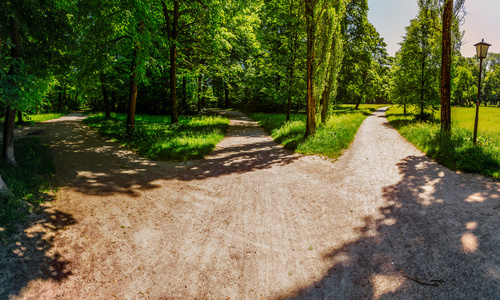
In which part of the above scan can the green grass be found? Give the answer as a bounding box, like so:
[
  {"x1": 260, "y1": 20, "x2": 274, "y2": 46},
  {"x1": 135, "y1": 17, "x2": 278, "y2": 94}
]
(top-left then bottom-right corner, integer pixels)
[
  {"x1": 84, "y1": 113, "x2": 229, "y2": 161},
  {"x1": 250, "y1": 104, "x2": 386, "y2": 160},
  {"x1": 0, "y1": 137, "x2": 56, "y2": 235},
  {"x1": 387, "y1": 106, "x2": 500, "y2": 179},
  {"x1": 0, "y1": 112, "x2": 68, "y2": 131},
  {"x1": 24, "y1": 112, "x2": 67, "y2": 123}
]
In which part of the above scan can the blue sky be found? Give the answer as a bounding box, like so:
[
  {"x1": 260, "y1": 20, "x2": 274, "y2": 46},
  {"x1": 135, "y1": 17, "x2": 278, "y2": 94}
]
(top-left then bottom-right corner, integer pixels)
[{"x1": 367, "y1": 0, "x2": 500, "y2": 57}]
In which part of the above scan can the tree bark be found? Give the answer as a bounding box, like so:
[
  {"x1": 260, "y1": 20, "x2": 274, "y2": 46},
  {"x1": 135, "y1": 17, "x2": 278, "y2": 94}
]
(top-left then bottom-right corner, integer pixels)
[
  {"x1": 224, "y1": 82, "x2": 229, "y2": 108},
  {"x1": 440, "y1": 0, "x2": 452, "y2": 132},
  {"x1": 182, "y1": 75, "x2": 187, "y2": 113},
  {"x1": 3, "y1": 106, "x2": 17, "y2": 165},
  {"x1": 3, "y1": 15, "x2": 21, "y2": 165},
  {"x1": 126, "y1": 21, "x2": 144, "y2": 135},
  {"x1": 126, "y1": 46, "x2": 139, "y2": 135},
  {"x1": 197, "y1": 74, "x2": 202, "y2": 112},
  {"x1": 162, "y1": 0, "x2": 180, "y2": 124},
  {"x1": 304, "y1": 0, "x2": 316, "y2": 138},
  {"x1": 101, "y1": 73, "x2": 111, "y2": 119},
  {"x1": 17, "y1": 110, "x2": 22, "y2": 123}
]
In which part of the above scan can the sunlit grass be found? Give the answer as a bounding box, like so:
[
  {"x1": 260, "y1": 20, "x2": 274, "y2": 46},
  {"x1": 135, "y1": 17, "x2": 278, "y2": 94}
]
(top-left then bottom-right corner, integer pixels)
[
  {"x1": 250, "y1": 104, "x2": 384, "y2": 160},
  {"x1": 387, "y1": 106, "x2": 500, "y2": 179},
  {"x1": 84, "y1": 113, "x2": 229, "y2": 161}
]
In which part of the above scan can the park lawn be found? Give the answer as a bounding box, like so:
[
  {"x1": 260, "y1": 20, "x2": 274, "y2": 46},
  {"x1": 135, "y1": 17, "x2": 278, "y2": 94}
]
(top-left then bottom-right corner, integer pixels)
[
  {"x1": 84, "y1": 113, "x2": 229, "y2": 161},
  {"x1": 250, "y1": 104, "x2": 386, "y2": 160},
  {"x1": 0, "y1": 112, "x2": 68, "y2": 131},
  {"x1": 386, "y1": 105, "x2": 500, "y2": 179}
]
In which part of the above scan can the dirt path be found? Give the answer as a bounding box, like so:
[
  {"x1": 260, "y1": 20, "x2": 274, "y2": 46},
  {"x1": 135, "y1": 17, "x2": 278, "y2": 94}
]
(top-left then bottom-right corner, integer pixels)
[{"x1": 1, "y1": 108, "x2": 499, "y2": 299}]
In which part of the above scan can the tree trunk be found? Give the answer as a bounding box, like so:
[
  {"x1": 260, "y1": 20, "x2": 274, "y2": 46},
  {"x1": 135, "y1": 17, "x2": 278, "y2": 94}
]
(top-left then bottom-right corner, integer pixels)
[
  {"x1": 304, "y1": 0, "x2": 316, "y2": 138},
  {"x1": 3, "y1": 15, "x2": 20, "y2": 166},
  {"x1": 224, "y1": 83, "x2": 229, "y2": 108},
  {"x1": 162, "y1": 0, "x2": 180, "y2": 124},
  {"x1": 197, "y1": 75, "x2": 202, "y2": 112},
  {"x1": 440, "y1": 0, "x2": 452, "y2": 132},
  {"x1": 170, "y1": 44, "x2": 178, "y2": 123},
  {"x1": 101, "y1": 73, "x2": 111, "y2": 119},
  {"x1": 404, "y1": 97, "x2": 407, "y2": 115},
  {"x1": 182, "y1": 75, "x2": 187, "y2": 113},
  {"x1": 126, "y1": 47, "x2": 139, "y2": 135},
  {"x1": 126, "y1": 22, "x2": 144, "y2": 135},
  {"x1": 3, "y1": 106, "x2": 17, "y2": 165},
  {"x1": 17, "y1": 110, "x2": 22, "y2": 123}
]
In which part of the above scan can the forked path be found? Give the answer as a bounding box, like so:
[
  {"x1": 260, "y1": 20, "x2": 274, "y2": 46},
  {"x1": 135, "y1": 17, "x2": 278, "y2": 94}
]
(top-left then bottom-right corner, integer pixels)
[{"x1": 2, "y1": 108, "x2": 499, "y2": 299}]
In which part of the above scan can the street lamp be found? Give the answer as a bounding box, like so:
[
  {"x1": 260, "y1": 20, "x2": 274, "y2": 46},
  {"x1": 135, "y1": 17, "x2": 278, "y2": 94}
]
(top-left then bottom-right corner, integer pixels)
[{"x1": 473, "y1": 39, "x2": 491, "y2": 145}]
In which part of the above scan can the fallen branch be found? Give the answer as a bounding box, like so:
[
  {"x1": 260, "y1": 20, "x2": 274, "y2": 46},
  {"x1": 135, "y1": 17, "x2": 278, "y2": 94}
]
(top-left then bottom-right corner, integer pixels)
[{"x1": 400, "y1": 271, "x2": 443, "y2": 287}]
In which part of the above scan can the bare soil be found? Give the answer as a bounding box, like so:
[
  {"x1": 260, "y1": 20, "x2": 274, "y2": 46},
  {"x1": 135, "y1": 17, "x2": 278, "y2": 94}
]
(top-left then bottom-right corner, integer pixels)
[{"x1": 1, "y1": 108, "x2": 499, "y2": 299}]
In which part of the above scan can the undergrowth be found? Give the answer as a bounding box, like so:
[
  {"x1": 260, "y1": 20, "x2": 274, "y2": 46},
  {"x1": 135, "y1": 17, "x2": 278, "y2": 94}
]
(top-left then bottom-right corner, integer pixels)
[
  {"x1": 0, "y1": 137, "x2": 55, "y2": 235},
  {"x1": 84, "y1": 113, "x2": 229, "y2": 161}
]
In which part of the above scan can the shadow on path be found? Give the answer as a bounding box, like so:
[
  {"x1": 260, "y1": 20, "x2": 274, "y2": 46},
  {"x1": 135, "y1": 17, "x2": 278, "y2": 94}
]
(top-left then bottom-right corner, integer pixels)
[{"x1": 288, "y1": 156, "x2": 500, "y2": 299}]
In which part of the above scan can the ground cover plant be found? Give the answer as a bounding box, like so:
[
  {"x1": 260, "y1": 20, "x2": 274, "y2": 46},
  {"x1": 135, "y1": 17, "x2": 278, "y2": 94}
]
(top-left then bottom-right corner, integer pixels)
[
  {"x1": 386, "y1": 106, "x2": 500, "y2": 179},
  {"x1": 84, "y1": 113, "x2": 229, "y2": 161},
  {"x1": 0, "y1": 137, "x2": 55, "y2": 235},
  {"x1": 250, "y1": 104, "x2": 386, "y2": 160}
]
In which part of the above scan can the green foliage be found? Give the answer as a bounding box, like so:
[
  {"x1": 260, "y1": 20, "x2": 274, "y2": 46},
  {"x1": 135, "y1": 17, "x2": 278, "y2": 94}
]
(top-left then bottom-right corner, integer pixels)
[
  {"x1": 0, "y1": 138, "x2": 55, "y2": 234},
  {"x1": 84, "y1": 113, "x2": 229, "y2": 161},
  {"x1": 387, "y1": 106, "x2": 500, "y2": 179},
  {"x1": 250, "y1": 105, "x2": 384, "y2": 159}
]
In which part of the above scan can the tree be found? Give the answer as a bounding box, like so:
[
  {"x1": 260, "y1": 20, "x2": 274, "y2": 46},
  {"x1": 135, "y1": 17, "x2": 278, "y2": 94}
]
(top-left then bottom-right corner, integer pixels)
[
  {"x1": 304, "y1": 0, "x2": 346, "y2": 137},
  {"x1": 440, "y1": 0, "x2": 464, "y2": 132},
  {"x1": 336, "y1": 0, "x2": 388, "y2": 109},
  {"x1": 392, "y1": 0, "x2": 441, "y2": 119}
]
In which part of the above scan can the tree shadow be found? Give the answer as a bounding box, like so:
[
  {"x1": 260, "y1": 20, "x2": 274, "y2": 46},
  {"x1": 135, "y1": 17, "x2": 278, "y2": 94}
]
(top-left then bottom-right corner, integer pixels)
[
  {"x1": 0, "y1": 203, "x2": 77, "y2": 298},
  {"x1": 286, "y1": 155, "x2": 500, "y2": 299},
  {"x1": 36, "y1": 112, "x2": 299, "y2": 197}
]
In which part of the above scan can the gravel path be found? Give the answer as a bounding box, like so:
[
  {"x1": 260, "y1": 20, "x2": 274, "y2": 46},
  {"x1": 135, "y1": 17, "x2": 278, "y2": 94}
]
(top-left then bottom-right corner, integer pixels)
[{"x1": 1, "y1": 108, "x2": 499, "y2": 299}]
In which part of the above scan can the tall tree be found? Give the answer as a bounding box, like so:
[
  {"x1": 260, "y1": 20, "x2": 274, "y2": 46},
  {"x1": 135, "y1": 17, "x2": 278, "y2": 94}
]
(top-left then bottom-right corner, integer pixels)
[{"x1": 304, "y1": 0, "x2": 346, "y2": 137}]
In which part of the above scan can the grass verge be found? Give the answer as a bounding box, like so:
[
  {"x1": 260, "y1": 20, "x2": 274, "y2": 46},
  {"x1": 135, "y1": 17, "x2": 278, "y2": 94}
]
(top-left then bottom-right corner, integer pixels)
[
  {"x1": 84, "y1": 113, "x2": 229, "y2": 161},
  {"x1": 386, "y1": 106, "x2": 500, "y2": 179},
  {"x1": 0, "y1": 137, "x2": 55, "y2": 235},
  {"x1": 250, "y1": 105, "x2": 385, "y2": 160}
]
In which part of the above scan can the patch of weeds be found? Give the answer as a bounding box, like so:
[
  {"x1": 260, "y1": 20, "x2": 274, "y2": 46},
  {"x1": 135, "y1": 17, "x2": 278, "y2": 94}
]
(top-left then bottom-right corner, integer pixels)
[{"x1": 0, "y1": 137, "x2": 55, "y2": 235}]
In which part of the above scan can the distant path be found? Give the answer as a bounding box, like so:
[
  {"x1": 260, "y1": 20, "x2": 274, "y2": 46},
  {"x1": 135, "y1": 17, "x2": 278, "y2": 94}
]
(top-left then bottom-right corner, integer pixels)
[{"x1": 1, "y1": 108, "x2": 499, "y2": 299}]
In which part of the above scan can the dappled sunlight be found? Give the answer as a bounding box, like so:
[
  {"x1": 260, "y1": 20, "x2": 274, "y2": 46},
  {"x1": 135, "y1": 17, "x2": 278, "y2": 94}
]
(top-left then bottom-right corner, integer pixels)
[
  {"x1": 461, "y1": 233, "x2": 479, "y2": 253},
  {"x1": 465, "y1": 192, "x2": 486, "y2": 203},
  {"x1": 371, "y1": 274, "x2": 405, "y2": 300},
  {"x1": 417, "y1": 177, "x2": 441, "y2": 206}
]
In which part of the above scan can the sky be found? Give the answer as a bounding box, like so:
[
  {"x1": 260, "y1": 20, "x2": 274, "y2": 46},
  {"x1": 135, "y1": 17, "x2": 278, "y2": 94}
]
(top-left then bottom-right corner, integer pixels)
[{"x1": 367, "y1": 0, "x2": 500, "y2": 58}]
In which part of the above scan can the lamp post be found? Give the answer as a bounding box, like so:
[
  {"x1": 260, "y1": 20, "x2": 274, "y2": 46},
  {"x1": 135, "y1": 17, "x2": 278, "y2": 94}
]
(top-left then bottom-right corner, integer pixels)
[{"x1": 473, "y1": 39, "x2": 491, "y2": 145}]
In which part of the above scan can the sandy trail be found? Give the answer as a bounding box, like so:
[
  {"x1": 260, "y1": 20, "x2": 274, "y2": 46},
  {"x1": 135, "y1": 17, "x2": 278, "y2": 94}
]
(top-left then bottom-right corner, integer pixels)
[{"x1": 1, "y1": 108, "x2": 499, "y2": 299}]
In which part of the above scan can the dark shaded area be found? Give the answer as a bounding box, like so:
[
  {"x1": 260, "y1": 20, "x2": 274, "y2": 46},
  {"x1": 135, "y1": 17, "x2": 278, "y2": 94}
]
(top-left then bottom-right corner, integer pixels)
[
  {"x1": 287, "y1": 156, "x2": 500, "y2": 299},
  {"x1": 0, "y1": 208, "x2": 76, "y2": 298}
]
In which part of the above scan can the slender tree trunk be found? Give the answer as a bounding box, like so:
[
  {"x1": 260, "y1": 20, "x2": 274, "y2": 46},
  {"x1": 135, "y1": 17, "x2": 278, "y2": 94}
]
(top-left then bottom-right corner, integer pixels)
[
  {"x1": 162, "y1": 0, "x2": 180, "y2": 123},
  {"x1": 126, "y1": 22, "x2": 144, "y2": 135},
  {"x1": 17, "y1": 110, "x2": 22, "y2": 123},
  {"x1": 224, "y1": 83, "x2": 229, "y2": 108},
  {"x1": 170, "y1": 44, "x2": 178, "y2": 123},
  {"x1": 440, "y1": 0, "x2": 452, "y2": 132},
  {"x1": 404, "y1": 97, "x2": 407, "y2": 115},
  {"x1": 182, "y1": 75, "x2": 187, "y2": 113},
  {"x1": 101, "y1": 73, "x2": 111, "y2": 119},
  {"x1": 3, "y1": 106, "x2": 16, "y2": 165},
  {"x1": 197, "y1": 74, "x2": 202, "y2": 112},
  {"x1": 126, "y1": 46, "x2": 139, "y2": 135},
  {"x1": 3, "y1": 15, "x2": 21, "y2": 165},
  {"x1": 304, "y1": 0, "x2": 316, "y2": 138}
]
